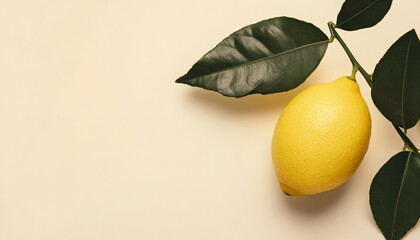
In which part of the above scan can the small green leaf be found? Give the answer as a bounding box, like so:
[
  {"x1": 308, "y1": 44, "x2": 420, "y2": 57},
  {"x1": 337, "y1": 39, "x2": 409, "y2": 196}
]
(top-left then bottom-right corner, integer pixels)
[
  {"x1": 370, "y1": 151, "x2": 420, "y2": 240},
  {"x1": 336, "y1": 0, "x2": 392, "y2": 31},
  {"x1": 372, "y1": 30, "x2": 420, "y2": 129},
  {"x1": 176, "y1": 17, "x2": 329, "y2": 98}
]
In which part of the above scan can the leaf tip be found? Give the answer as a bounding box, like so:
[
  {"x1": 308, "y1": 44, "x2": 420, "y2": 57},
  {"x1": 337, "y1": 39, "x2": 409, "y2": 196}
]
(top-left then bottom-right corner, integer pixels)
[
  {"x1": 409, "y1": 29, "x2": 419, "y2": 40},
  {"x1": 175, "y1": 75, "x2": 189, "y2": 84}
]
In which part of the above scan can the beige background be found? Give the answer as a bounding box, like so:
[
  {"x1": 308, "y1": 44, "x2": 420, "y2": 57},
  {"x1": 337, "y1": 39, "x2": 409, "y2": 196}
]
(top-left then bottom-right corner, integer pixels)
[{"x1": 0, "y1": 0, "x2": 419, "y2": 239}]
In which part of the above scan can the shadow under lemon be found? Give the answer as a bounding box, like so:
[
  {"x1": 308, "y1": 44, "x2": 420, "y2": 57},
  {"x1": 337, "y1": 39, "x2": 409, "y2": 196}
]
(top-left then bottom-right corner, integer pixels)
[{"x1": 278, "y1": 180, "x2": 351, "y2": 215}]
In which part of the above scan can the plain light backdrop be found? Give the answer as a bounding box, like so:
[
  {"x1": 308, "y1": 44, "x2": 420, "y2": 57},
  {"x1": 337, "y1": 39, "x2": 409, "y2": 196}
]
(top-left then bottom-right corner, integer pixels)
[{"x1": 0, "y1": 0, "x2": 419, "y2": 239}]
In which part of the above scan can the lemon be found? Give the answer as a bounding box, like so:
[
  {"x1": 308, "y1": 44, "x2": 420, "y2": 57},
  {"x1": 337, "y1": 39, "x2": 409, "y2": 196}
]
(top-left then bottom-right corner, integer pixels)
[{"x1": 272, "y1": 76, "x2": 371, "y2": 196}]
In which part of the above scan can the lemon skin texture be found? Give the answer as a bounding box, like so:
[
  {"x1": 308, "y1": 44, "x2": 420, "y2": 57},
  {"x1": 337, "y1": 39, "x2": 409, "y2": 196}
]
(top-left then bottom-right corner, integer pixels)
[{"x1": 272, "y1": 76, "x2": 371, "y2": 196}]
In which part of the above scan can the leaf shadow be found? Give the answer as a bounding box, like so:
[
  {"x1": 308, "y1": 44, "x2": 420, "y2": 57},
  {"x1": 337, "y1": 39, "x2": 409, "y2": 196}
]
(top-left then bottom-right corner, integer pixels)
[{"x1": 185, "y1": 73, "x2": 324, "y2": 115}]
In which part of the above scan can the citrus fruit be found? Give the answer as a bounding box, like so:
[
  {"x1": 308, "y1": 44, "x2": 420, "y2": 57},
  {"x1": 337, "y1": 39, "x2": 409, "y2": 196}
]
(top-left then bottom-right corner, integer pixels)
[{"x1": 271, "y1": 76, "x2": 371, "y2": 196}]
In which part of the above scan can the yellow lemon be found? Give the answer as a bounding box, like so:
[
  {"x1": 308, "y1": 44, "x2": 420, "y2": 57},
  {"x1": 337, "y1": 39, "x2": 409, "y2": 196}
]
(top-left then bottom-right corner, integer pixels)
[{"x1": 272, "y1": 76, "x2": 371, "y2": 196}]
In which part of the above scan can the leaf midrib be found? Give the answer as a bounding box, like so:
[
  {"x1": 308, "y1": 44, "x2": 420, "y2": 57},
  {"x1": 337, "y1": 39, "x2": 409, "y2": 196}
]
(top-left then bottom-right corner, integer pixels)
[
  {"x1": 401, "y1": 32, "x2": 413, "y2": 130},
  {"x1": 338, "y1": 0, "x2": 380, "y2": 27},
  {"x1": 185, "y1": 40, "x2": 329, "y2": 81},
  {"x1": 390, "y1": 151, "x2": 412, "y2": 240}
]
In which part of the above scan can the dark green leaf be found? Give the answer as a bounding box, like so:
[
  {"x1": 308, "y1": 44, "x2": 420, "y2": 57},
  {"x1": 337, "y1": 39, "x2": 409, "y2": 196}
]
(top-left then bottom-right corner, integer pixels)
[
  {"x1": 336, "y1": 0, "x2": 392, "y2": 31},
  {"x1": 372, "y1": 30, "x2": 420, "y2": 129},
  {"x1": 175, "y1": 17, "x2": 329, "y2": 98},
  {"x1": 370, "y1": 151, "x2": 420, "y2": 240}
]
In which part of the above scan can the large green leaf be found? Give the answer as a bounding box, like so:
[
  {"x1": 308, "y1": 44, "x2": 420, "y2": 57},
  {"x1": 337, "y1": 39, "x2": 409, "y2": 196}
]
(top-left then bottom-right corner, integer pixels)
[
  {"x1": 370, "y1": 151, "x2": 420, "y2": 240},
  {"x1": 175, "y1": 17, "x2": 329, "y2": 98},
  {"x1": 336, "y1": 0, "x2": 392, "y2": 31},
  {"x1": 371, "y1": 30, "x2": 420, "y2": 129}
]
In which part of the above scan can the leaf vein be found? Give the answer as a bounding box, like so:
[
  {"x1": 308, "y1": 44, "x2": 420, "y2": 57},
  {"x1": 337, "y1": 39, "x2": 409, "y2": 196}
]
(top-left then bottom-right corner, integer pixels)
[
  {"x1": 338, "y1": 0, "x2": 380, "y2": 27},
  {"x1": 188, "y1": 40, "x2": 329, "y2": 81},
  {"x1": 401, "y1": 32, "x2": 413, "y2": 130},
  {"x1": 390, "y1": 151, "x2": 412, "y2": 240}
]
